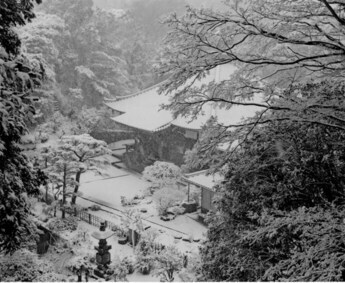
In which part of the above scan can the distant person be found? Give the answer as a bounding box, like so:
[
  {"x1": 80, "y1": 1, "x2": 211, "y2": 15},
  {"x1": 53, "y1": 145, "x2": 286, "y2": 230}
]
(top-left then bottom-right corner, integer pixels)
[
  {"x1": 85, "y1": 268, "x2": 90, "y2": 282},
  {"x1": 77, "y1": 268, "x2": 82, "y2": 282}
]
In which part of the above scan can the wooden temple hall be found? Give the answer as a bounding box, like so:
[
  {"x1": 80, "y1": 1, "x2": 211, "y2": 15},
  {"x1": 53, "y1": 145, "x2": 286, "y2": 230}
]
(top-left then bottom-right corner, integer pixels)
[
  {"x1": 103, "y1": 64, "x2": 262, "y2": 212},
  {"x1": 104, "y1": 64, "x2": 260, "y2": 172}
]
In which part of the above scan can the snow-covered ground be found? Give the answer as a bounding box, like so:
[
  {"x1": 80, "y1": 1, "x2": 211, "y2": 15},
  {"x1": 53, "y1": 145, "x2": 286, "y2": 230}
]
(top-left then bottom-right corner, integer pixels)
[
  {"x1": 77, "y1": 164, "x2": 207, "y2": 251},
  {"x1": 29, "y1": 135, "x2": 207, "y2": 281},
  {"x1": 78, "y1": 169, "x2": 149, "y2": 209}
]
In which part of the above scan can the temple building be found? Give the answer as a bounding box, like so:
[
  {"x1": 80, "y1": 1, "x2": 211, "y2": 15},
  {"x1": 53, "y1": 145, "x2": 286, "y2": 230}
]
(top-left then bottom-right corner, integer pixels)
[{"x1": 104, "y1": 64, "x2": 260, "y2": 171}]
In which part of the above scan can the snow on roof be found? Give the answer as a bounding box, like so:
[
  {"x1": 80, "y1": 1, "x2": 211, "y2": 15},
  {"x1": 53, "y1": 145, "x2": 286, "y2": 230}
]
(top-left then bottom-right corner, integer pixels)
[
  {"x1": 183, "y1": 170, "x2": 223, "y2": 191},
  {"x1": 172, "y1": 102, "x2": 260, "y2": 130},
  {"x1": 105, "y1": 64, "x2": 261, "y2": 132},
  {"x1": 106, "y1": 83, "x2": 174, "y2": 132}
]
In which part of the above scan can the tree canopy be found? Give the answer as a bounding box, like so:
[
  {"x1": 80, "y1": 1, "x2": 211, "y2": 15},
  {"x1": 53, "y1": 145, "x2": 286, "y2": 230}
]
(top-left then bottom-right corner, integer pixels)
[
  {"x1": 199, "y1": 118, "x2": 345, "y2": 281},
  {"x1": 158, "y1": 0, "x2": 345, "y2": 170},
  {"x1": 0, "y1": 0, "x2": 42, "y2": 55},
  {"x1": 0, "y1": 0, "x2": 45, "y2": 253},
  {"x1": 157, "y1": 1, "x2": 345, "y2": 281}
]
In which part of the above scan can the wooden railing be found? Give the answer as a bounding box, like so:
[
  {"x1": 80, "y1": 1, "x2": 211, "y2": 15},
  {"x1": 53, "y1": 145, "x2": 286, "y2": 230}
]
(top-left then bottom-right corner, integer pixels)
[{"x1": 65, "y1": 207, "x2": 121, "y2": 232}]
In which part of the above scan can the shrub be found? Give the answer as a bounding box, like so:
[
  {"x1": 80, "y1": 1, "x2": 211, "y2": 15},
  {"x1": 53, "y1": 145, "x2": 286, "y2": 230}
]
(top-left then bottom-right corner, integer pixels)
[
  {"x1": 122, "y1": 256, "x2": 135, "y2": 274},
  {"x1": 154, "y1": 246, "x2": 183, "y2": 282},
  {"x1": 47, "y1": 216, "x2": 78, "y2": 232},
  {"x1": 134, "y1": 230, "x2": 160, "y2": 274},
  {"x1": 107, "y1": 258, "x2": 129, "y2": 281},
  {"x1": 21, "y1": 135, "x2": 36, "y2": 145},
  {"x1": 89, "y1": 204, "x2": 101, "y2": 211},
  {"x1": 153, "y1": 187, "x2": 185, "y2": 216},
  {"x1": 66, "y1": 255, "x2": 94, "y2": 272},
  {"x1": 40, "y1": 133, "x2": 49, "y2": 143},
  {"x1": 169, "y1": 206, "x2": 186, "y2": 215},
  {"x1": 0, "y1": 249, "x2": 56, "y2": 281},
  {"x1": 143, "y1": 161, "x2": 182, "y2": 189}
]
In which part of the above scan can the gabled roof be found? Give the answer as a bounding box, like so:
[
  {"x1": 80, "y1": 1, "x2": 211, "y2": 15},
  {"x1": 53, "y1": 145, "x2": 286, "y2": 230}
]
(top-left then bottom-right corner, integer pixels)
[
  {"x1": 106, "y1": 82, "x2": 174, "y2": 132},
  {"x1": 105, "y1": 64, "x2": 261, "y2": 132},
  {"x1": 182, "y1": 170, "x2": 223, "y2": 192}
]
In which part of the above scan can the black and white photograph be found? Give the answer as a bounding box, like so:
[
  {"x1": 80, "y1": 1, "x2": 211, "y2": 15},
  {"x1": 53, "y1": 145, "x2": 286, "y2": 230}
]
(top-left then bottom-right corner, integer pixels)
[{"x1": 1, "y1": 0, "x2": 345, "y2": 281}]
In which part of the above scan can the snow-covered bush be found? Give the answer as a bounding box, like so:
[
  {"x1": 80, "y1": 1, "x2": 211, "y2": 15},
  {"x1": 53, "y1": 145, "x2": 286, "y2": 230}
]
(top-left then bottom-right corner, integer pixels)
[
  {"x1": 134, "y1": 230, "x2": 160, "y2": 274},
  {"x1": 70, "y1": 226, "x2": 93, "y2": 253},
  {"x1": 122, "y1": 256, "x2": 135, "y2": 274},
  {"x1": 89, "y1": 204, "x2": 101, "y2": 211},
  {"x1": 0, "y1": 249, "x2": 57, "y2": 281},
  {"x1": 40, "y1": 132, "x2": 49, "y2": 143},
  {"x1": 143, "y1": 161, "x2": 182, "y2": 189},
  {"x1": 47, "y1": 216, "x2": 78, "y2": 232},
  {"x1": 179, "y1": 252, "x2": 202, "y2": 282},
  {"x1": 153, "y1": 187, "x2": 185, "y2": 215},
  {"x1": 21, "y1": 135, "x2": 36, "y2": 145},
  {"x1": 169, "y1": 205, "x2": 186, "y2": 215},
  {"x1": 154, "y1": 246, "x2": 183, "y2": 282},
  {"x1": 108, "y1": 258, "x2": 129, "y2": 281},
  {"x1": 66, "y1": 254, "x2": 94, "y2": 272}
]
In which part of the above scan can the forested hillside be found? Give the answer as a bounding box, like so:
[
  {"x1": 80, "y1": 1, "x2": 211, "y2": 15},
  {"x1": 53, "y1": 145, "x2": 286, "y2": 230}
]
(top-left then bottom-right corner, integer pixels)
[{"x1": 17, "y1": 0, "x2": 188, "y2": 130}]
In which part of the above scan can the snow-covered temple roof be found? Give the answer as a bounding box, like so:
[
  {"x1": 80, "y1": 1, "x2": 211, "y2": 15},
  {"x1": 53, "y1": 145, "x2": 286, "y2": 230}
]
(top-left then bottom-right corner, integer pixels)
[
  {"x1": 104, "y1": 64, "x2": 261, "y2": 132},
  {"x1": 182, "y1": 170, "x2": 223, "y2": 191}
]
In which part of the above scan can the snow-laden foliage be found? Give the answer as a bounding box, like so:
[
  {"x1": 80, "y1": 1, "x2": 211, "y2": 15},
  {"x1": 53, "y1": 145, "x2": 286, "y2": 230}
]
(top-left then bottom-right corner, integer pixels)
[
  {"x1": 0, "y1": 0, "x2": 42, "y2": 55},
  {"x1": 40, "y1": 134, "x2": 110, "y2": 205},
  {"x1": 152, "y1": 187, "x2": 185, "y2": 216},
  {"x1": 143, "y1": 161, "x2": 182, "y2": 189},
  {"x1": 199, "y1": 119, "x2": 345, "y2": 281},
  {"x1": 75, "y1": 66, "x2": 96, "y2": 79},
  {"x1": 0, "y1": 249, "x2": 56, "y2": 281},
  {"x1": 121, "y1": 209, "x2": 144, "y2": 233},
  {"x1": 0, "y1": 0, "x2": 46, "y2": 254},
  {"x1": 244, "y1": 206, "x2": 345, "y2": 281},
  {"x1": 66, "y1": 255, "x2": 94, "y2": 273},
  {"x1": 40, "y1": 146, "x2": 79, "y2": 218},
  {"x1": 154, "y1": 246, "x2": 183, "y2": 282},
  {"x1": 47, "y1": 217, "x2": 78, "y2": 232},
  {"x1": 28, "y1": 0, "x2": 157, "y2": 109},
  {"x1": 158, "y1": 0, "x2": 345, "y2": 171},
  {"x1": 108, "y1": 258, "x2": 129, "y2": 281}
]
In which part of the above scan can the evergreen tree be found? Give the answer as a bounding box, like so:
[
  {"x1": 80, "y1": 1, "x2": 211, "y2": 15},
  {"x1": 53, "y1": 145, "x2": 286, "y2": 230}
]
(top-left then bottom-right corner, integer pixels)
[{"x1": 0, "y1": 0, "x2": 45, "y2": 253}]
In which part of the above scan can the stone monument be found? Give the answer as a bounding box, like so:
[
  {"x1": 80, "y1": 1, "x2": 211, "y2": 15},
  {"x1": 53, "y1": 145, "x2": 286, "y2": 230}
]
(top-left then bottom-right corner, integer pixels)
[{"x1": 91, "y1": 222, "x2": 114, "y2": 278}]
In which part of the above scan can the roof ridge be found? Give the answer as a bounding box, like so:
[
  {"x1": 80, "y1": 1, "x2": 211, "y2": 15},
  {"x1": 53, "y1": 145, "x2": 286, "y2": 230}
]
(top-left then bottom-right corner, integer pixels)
[{"x1": 104, "y1": 80, "x2": 167, "y2": 103}]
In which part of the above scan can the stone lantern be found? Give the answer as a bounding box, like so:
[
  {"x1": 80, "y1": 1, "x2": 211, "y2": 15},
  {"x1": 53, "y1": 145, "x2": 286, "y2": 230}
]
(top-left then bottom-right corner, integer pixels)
[{"x1": 91, "y1": 222, "x2": 114, "y2": 266}]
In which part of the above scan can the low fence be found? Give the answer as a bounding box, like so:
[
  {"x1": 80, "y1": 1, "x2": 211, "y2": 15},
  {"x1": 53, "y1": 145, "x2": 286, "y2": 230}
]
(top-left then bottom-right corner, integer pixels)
[
  {"x1": 65, "y1": 208, "x2": 165, "y2": 250},
  {"x1": 65, "y1": 207, "x2": 121, "y2": 233}
]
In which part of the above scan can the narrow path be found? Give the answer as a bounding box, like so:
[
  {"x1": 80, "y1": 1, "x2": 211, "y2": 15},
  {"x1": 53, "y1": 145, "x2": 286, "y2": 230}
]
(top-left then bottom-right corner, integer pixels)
[
  {"x1": 80, "y1": 173, "x2": 130, "y2": 184},
  {"x1": 48, "y1": 250, "x2": 74, "y2": 273},
  {"x1": 56, "y1": 252, "x2": 74, "y2": 273}
]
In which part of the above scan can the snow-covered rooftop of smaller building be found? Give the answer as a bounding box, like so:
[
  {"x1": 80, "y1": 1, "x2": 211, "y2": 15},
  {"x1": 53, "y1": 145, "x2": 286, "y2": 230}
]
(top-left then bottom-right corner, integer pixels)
[{"x1": 183, "y1": 170, "x2": 223, "y2": 191}]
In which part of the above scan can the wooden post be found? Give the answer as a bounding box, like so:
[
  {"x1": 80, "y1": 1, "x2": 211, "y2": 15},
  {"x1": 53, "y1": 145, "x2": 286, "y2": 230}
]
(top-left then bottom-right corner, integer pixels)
[
  {"x1": 187, "y1": 183, "x2": 190, "y2": 202},
  {"x1": 89, "y1": 213, "x2": 92, "y2": 224},
  {"x1": 74, "y1": 207, "x2": 77, "y2": 217}
]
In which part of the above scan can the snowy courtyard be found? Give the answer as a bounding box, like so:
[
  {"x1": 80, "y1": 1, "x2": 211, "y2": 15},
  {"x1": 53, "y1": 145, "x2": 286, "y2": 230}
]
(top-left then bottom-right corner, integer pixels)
[{"x1": 77, "y1": 157, "x2": 207, "y2": 243}]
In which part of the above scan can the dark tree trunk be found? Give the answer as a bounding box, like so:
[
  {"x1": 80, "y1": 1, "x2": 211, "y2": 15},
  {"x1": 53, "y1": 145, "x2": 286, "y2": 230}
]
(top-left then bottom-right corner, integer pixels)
[
  {"x1": 71, "y1": 170, "x2": 82, "y2": 205},
  {"x1": 45, "y1": 185, "x2": 49, "y2": 203},
  {"x1": 62, "y1": 165, "x2": 67, "y2": 219}
]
